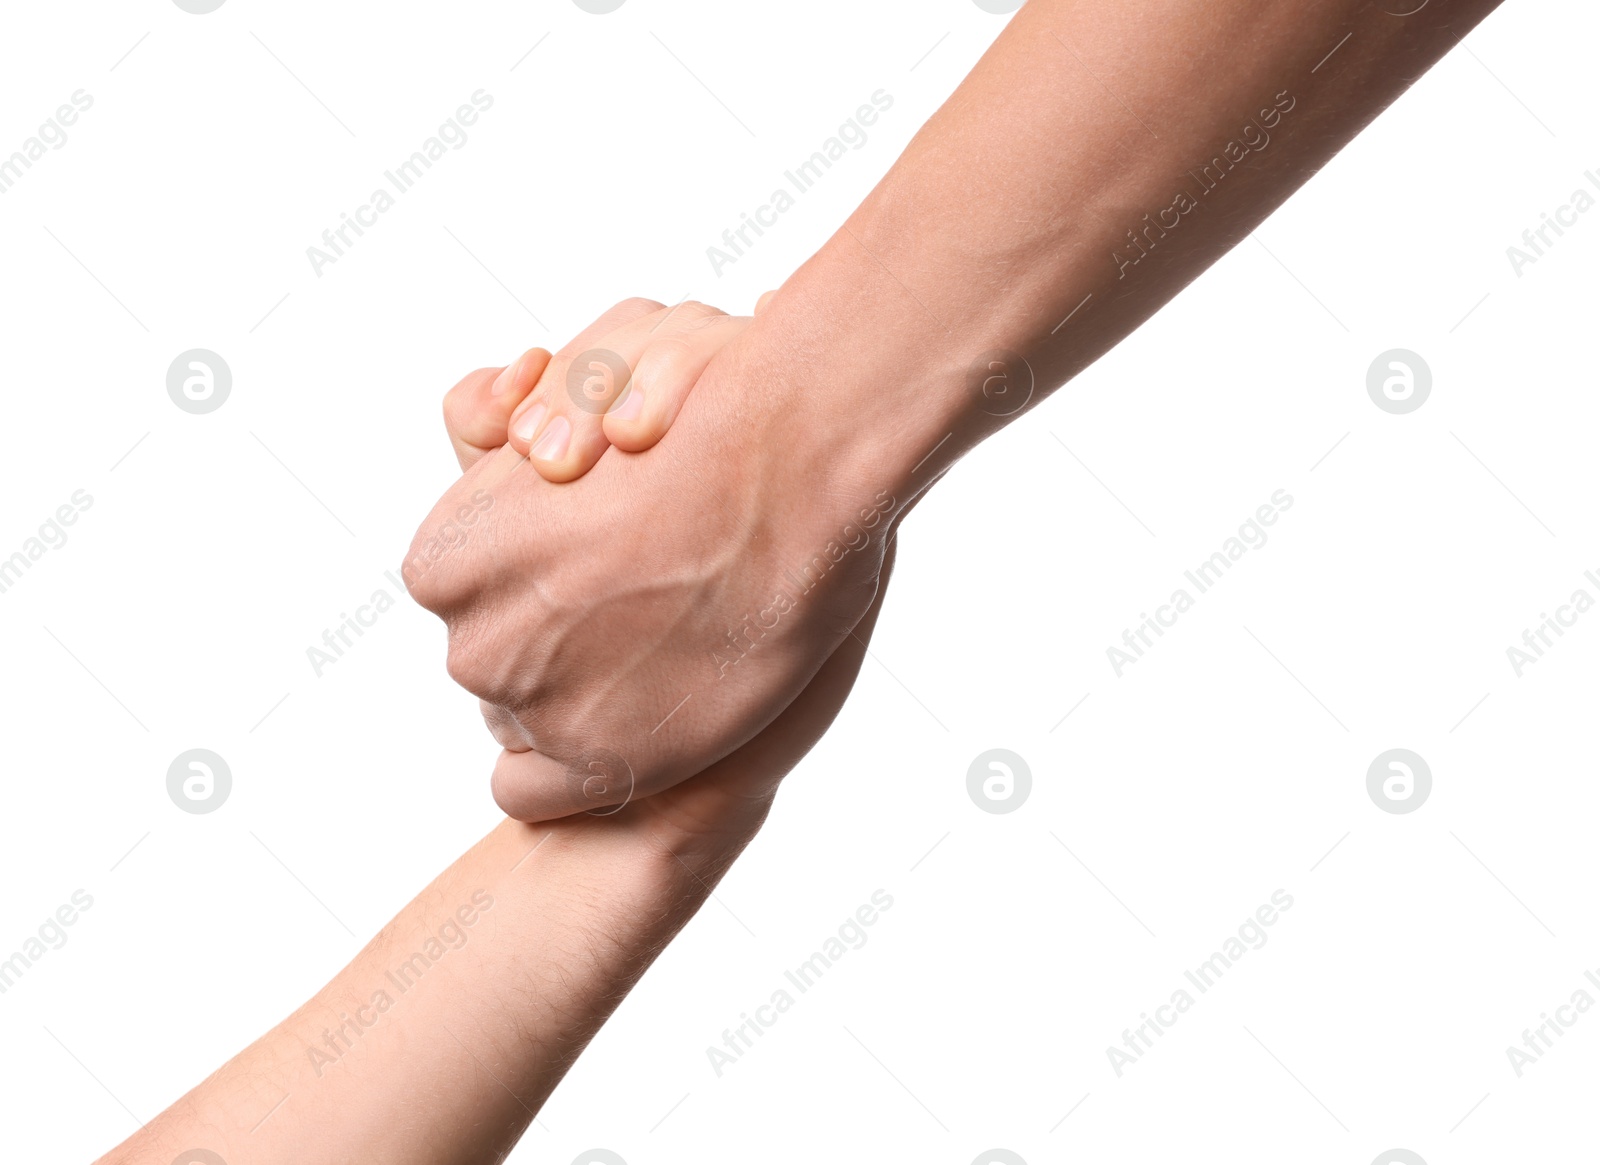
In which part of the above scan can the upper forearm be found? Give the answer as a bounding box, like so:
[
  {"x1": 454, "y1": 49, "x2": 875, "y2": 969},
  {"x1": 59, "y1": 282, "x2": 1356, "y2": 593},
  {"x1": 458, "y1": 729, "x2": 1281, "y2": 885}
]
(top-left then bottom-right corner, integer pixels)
[{"x1": 758, "y1": 0, "x2": 1501, "y2": 490}]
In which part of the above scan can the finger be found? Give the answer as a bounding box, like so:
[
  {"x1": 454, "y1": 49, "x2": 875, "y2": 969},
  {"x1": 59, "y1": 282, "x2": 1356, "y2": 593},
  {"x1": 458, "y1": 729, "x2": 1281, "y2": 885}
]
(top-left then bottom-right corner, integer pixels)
[
  {"x1": 506, "y1": 297, "x2": 665, "y2": 465},
  {"x1": 755, "y1": 288, "x2": 778, "y2": 315},
  {"x1": 443, "y1": 351, "x2": 549, "y2": 471},
  {"x1": 443, "y1": 367, "x2": 503, "y2": 471},
  {"x1": 602, "y1": 313, "x2": 752, "y2": 454},
  {"x1": 491, "y1": 747, "x2": 641, "y2": 823},
  {"x1": 518, "y1": 300, "x2": 729, "y2": 482}
]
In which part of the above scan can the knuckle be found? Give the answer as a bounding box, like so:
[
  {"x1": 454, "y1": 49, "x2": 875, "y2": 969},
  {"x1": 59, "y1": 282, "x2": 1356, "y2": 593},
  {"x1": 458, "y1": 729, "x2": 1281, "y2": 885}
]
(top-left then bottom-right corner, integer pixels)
[
  {"x1": 444, "y1": 633, "x2": 496, "y2": 696},
  {"x1": 443, "y1": 605, "x2": 536, "y2": 709},
  {"x1": 444, "y1": 366, "x2": 495, "y2": 411},
  {"x1": 614, "y1": 296, "x2": 666, "y2": 317},
  {"x1": 402, "y1": 496, "x2": 494, "y2": 612},
  {"x1": 635, "y1": 336, "x2": 699, "y2": 392},
  {"x1": 441, "y1": 389, "x2": 471, "y2": 440},
  {"x1": 672, "y1": 300, "x2": 725, "y2": 323},
  {"x1": 402, "y1": 531, "x2": 449, "y2": 610},
  {"x1": 442, "y1": 367, "x2": 502, "y2": 442},
  {"x1": 481, "y1": 701, "x2": 534, "y2": 751}
]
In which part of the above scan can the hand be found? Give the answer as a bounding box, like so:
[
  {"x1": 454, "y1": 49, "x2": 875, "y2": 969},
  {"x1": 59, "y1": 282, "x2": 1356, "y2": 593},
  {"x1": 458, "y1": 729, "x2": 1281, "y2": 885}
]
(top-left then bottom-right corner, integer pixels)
[
  {"x1": 91, "y1": 318, "x2": 894, "y2": 1165},
  {"x1": 410, "y1": 303, "x2": 901, "y2": 821},
  {"x1": 423, "y1": 298, "x2": 896, "y2": 853}
]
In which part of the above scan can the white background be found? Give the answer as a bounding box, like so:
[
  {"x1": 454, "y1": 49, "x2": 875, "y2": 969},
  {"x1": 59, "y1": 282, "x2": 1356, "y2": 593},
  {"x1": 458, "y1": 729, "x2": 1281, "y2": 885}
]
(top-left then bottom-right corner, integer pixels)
[{"x1": 1, "y1": 1, "x2": 1596, "y2": 1162}]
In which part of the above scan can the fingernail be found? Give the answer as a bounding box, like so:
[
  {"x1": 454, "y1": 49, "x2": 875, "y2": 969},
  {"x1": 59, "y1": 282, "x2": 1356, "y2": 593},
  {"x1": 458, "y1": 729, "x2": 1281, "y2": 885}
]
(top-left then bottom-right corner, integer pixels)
[
  {"x1": 611, "y1": 385, "x2": 645, "y2": 422},
  {"x1": 530, "y1": 414, "x2": 571, "y2": 461},
  {"x1": 512, "y1": 402, "x2": 546, "y2": 444},
  {"x1": 491, "y1": 357, "x2": 519, "y2": 397}
]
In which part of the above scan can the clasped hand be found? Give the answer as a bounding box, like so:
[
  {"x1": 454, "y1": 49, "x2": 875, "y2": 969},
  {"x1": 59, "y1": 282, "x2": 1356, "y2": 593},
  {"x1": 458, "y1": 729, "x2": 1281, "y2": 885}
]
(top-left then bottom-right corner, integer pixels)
[{"x1": 409, "y1": 294, "x2": 899, "y2": 830}]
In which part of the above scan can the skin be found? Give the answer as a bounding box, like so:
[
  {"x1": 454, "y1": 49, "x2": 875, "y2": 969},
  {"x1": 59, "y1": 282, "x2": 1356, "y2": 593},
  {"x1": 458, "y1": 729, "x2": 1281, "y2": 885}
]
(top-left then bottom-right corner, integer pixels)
[
  {"x1": 410, "y1": 0, "x2": 1506, "y2": 822},
  {"x1": 90, "y1": 3, "x2": 1513, "y2": 1155},
  {"x1": 509, "y1": 298, "x2": 760, "y2": 481},
  {"x1": 97, "y1": 314, "x2": 894, "y2": 1165},
  {"x1": 442, "y1": 296, "x2": 764, "y2": 481}
]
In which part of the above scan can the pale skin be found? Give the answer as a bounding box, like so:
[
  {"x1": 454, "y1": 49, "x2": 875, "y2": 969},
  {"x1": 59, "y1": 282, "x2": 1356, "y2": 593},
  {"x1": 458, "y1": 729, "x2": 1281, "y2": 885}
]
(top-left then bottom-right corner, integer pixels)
[
  {"x1": 443, "y1": 295, "x2": 768, "y2": 483},
  {"x1": 97, "y1": 2, "x2": 1511, "y2": 1155},
  {"x1": 410, "y1": 0, "x2": 1507, "y2": 822},
  {"x1": 97, "y1": 309, "x2": 892, "y2": 1165}
]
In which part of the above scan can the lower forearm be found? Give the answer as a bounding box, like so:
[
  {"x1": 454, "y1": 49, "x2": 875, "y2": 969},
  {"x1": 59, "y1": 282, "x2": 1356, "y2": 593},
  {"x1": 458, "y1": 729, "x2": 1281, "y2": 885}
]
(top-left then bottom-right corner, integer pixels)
[{"x1": 100, "y1": 817, "x2": 718, "y2": 1165}]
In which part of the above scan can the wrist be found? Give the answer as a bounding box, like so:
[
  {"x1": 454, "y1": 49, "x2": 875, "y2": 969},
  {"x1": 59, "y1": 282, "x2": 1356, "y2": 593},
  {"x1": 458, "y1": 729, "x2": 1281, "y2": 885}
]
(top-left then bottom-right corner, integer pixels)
[
  {"x1": 498, "y1": 808, "x2": 752, "y2": 909},
  {"x1": 738, "y1": 224, "x2": 1044, "y2": 519},
  {"x1": 727, "y1": 279, "x2": 945, "y2": 518}
]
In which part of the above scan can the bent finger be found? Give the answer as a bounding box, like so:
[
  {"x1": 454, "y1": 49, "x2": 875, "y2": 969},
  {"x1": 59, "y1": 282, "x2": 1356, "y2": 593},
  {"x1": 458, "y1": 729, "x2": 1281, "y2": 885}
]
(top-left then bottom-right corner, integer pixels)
[
  {"x1": 505, "y1": 297, "x2": 665, "y2": 464},
  {"x1": 492, "y1": 747, "x2": 648, "y2": 823},
  {"x1": 517, "y1": 300, "x2": 728, "y2": 481},
  {"x1": 602, "y1": 313, "x2": 752, "y2": 454},
  {"x1": 443, "y1": 352, "x2": 550, "y2": 471}
]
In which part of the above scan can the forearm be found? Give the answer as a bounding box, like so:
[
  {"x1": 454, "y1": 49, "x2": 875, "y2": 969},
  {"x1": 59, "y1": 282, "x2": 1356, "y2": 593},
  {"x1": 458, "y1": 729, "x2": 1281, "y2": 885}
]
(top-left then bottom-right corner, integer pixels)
[
  {"x1": 753, "y1": 0, "x2": 1502, "y2": 489},
  {"x1": 98, "y1": 817, "x2": 719, "y2": 1165}
]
